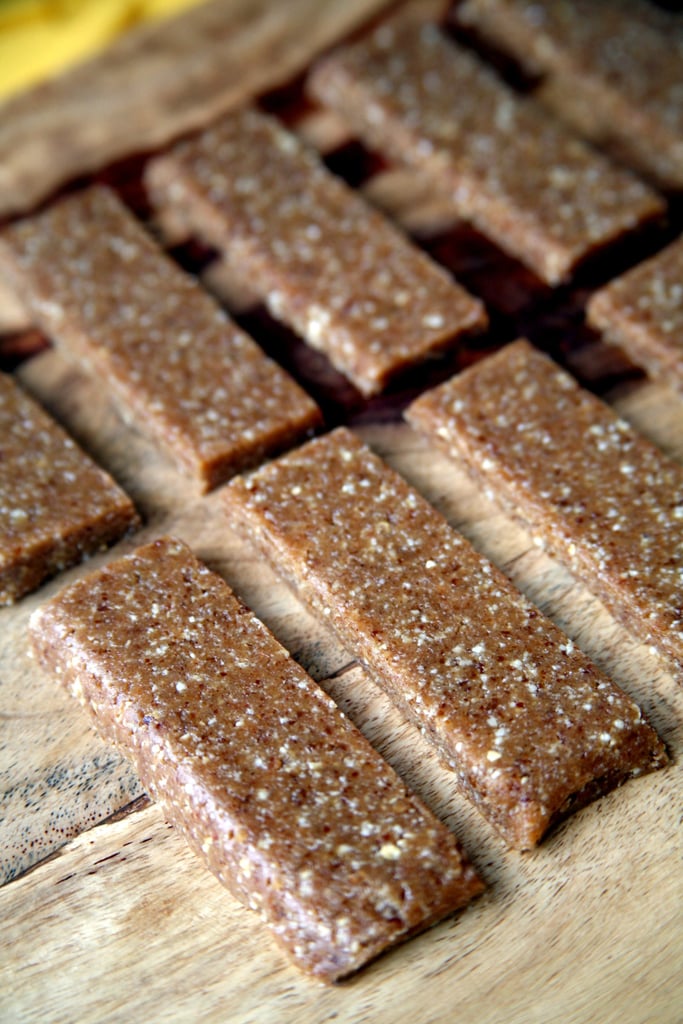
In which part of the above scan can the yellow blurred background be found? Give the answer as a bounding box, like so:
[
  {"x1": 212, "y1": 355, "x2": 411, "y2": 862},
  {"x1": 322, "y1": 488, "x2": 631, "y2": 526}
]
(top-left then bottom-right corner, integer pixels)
[{"x1": 0, "y1": 0, "x2": 208, "y2": 100}]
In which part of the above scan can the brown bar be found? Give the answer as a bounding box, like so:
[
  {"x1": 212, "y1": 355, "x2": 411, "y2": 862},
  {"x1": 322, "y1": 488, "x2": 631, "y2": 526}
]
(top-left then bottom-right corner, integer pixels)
[
  {"x1": 145, "y1": 106, "x2": 487, "y2": 396},
  {"x1": 29, "y1": 536, "x2": 483, "y2": 981},
  {"x1": 307, "y1": 17, "x2": 664, "y2": 284},
  {"x1": 457, "y1": 0, "x2": 683, "y2": 192},
  {"x1": 588, "y1": 237, "x2": 683, "y2": 393},
  {"x1": 225, "y1": 427, "x2": 667, "y2": 850},
  {"x1": 407, "y1": 339, "x2": 683, "y2": 677},
  {"x1": 0, "y1": 187, "x2": 321, "y2": 493},
  {"x1": 0, "y1": 372, "x2": 139, "y2": 604}
]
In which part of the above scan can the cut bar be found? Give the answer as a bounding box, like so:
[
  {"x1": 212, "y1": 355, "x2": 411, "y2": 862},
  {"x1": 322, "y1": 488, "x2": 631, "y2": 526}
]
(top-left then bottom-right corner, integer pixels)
[
  {"x1": 0, "y1": 186, "x2": 321, "y2": 492},
  {"x1": 588, "y1": 237, "x2": 683, "y2": 394},
  {"x1": 407, "y1": 339, "x2": 683, "y2": 678},
  {"x1": 308, "y1": 17, "x2": 664, "y2": 284},
  {"x1": 145, "y1": 106, "x2": 487, "y2": 396},
  {"x1": 225, "y1": 427, "x2": 666, "y2": 849},
  {"x1": 0, "y1": 372, "x2": 138, "y2": 604},
  {"x1": 29, "y1": 536, "x2": 483, "y2": 981},
  {"x1": 457, "y1": 0, "x2": 683, "y2": 192}
]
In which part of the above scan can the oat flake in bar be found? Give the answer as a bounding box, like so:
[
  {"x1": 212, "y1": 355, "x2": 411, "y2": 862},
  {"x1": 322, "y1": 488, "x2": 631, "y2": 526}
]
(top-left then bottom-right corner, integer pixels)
[
  {"x1": 0, "y1": 186, "x2": 321, "y2": 492},
  {"x1": 308, "y1": 17, "x2": 664, "y2": 285},
  {"x1": 144, "y1": 106, "x2": 487, "y2": 396},
  {"x1": 588, "y1": 236, "x2": 683, "y2": 394},
  {"x1": 0, "y1": 372, "x2": 139, "y2": 604},
  {"x1": 225, "y1": 428, "x2": 666, "y2": 850},
  {"x1": 29, "y1": 536, "x2": 483, "y2": 981},
  {"x1": 407, "y1": 339, "x2": 683, "y2": 678},
  {"x1": 457, "y1": 0, "x2": 683, "y2": 192}
]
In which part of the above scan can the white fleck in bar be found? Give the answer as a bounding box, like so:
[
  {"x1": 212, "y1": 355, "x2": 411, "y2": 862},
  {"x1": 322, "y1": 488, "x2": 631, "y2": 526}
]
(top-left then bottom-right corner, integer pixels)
[
  {"x1": 0, "y1": 186, "x2": 321, "y2": 492},
  {"x1": 308, "y1": 16, "x2": 664, "y2": 284},
  {"x1": 145, "y1": 106, "x2": 487, "y2": 396},
  {"x1": 226, "y1": 427, "x2": 666, "y2": 850},
  {"x1": 407, "y1": 339, "x2": 683, "y2": 677}
]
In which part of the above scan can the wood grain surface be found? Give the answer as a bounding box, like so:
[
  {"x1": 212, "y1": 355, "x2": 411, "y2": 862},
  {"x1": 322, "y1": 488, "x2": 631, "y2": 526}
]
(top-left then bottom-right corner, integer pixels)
[{"x1": 0, "y1": 1, "x2": 681, "y2": 1021}]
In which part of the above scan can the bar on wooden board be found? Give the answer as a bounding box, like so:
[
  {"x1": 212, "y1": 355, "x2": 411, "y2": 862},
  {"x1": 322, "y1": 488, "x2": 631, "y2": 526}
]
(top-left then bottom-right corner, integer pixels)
[
  {"x1": 29, "y1": 536, "x2": 483, "y2": 982},
  {"x1": 0, "y1": 186, "x2": 321, "y2": 493},
  {"x1": 144, "y1": 105, "x2": 487, "y2": 396},
  {"x1": 588, "y1": 237, "x2": 683, "y2": 393},
  {"x1": 307, "y1": 16, "x2": 664, "y2": 284},
  {"x1": 225, "y1": 427, "x2": 667, "y2": 850},
  {"x1": 457, "y1": 0, "x2": 683, "y2": 192},
  {"x1": 407, "y1": 339, "x2": 683, "y2": 678},
  {"x1": 0, "y1": 372, "x2": 139, "y2": 604}
]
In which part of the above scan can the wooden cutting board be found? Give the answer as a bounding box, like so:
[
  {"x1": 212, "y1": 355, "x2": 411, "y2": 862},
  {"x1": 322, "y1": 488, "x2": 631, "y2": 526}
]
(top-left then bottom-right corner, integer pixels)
[{"x1": 0, "y1": 2, "x2": 681, "y2": 1021}]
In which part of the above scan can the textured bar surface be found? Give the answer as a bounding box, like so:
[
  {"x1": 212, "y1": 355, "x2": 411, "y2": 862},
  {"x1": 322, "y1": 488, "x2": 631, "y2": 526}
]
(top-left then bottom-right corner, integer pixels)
[
  {"x1": 145, "y1": 106, "x2": 487, "y2": 395},
  {"x1": 407, "y1": 339, "x2": 683, "y2": 677},
  {"x1": 226, "y1": 428, "x2": 666, "y2": 849},
  {"x1": 29, "y1": 536, "x2": 483, "y2": 981},
  {"x1": 458, "y1": 0, "x2": 683, "y2": 191},
  {"x1": 0, "y1": 187, "x2": 321, "y2": 492},
  {"x1": 308, "y1": 17, "x2": 664, "y2": 284},
  {"x1": 0, "y1": 373, "x2": 138, "y2": 605},
  {"x1": 588, "y1": 236, "x2": 683, "y2": 393}
]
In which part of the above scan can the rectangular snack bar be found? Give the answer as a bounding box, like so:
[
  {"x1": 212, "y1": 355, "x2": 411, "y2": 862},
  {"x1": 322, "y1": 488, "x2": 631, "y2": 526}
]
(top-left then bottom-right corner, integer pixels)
[
  {"x1": 29, "y1": 536, "x2": 483, "y2": 981},
  {"x1": 407, "y1": 339, "x2": 683, "y2": 677},
  {"x1": 457, "y1": 0, "x2": 683, "y2": 192},
  {"x1": 225, "y1": 427, "x2": 666, "y2": 850},
  {"x1": 0, "y1": 372, "x2": 139, "y2": 604},
  {"x1": 144, "y1": 105, "x2": 487, "y2": 396},
  {"x1": 587, "y1": 237, "x2": 683, "y2": 394},
  {"x1": 0, "y1": 186, "x2": 321, "y2": 492},
  {"x1": 307, "y1": 17, "x2": 664, "y2": 285}
]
